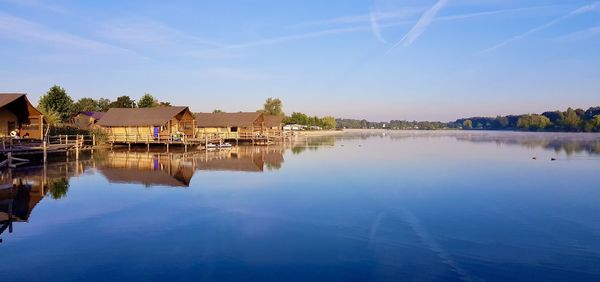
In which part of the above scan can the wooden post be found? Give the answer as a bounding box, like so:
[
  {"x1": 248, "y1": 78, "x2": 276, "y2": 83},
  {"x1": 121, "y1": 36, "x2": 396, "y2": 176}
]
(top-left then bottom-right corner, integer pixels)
[
  {"x1": 75, "y1": 134, "x2": 80, "y2": 161},
  {"x1": 39, "y1": 115, "x2": 44, "y2": 142},
  {"x1": 7, "y1": 152, "x2": 12, "y2": 168},
  {"x1": 92, "y1": 134, "x2": 96, "y2": 147},
  {"x1": 43, "y1": 137, "x2": 47, "y2": 163},
  {"x1": 65, "y1": 135, "x2": 68, "y2": 145}
]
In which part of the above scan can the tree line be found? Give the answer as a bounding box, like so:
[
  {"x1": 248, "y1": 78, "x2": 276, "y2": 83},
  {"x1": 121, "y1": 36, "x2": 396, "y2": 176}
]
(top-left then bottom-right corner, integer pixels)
[
  {"x1": 336, "y1": 119, "x2": 452, "y2": 130},
  {"x1": 336, "y1": 106, "x2": 600, "y2": 132},
  {"x1": 38, "y1": 85, "x2": 171, "y2": 123},
  {"x1": 456, "y1": 107, "x2": 600, "y2": 132},
  {"x1": 258, "y1": 98, "x2": 337, "y2": 130}
]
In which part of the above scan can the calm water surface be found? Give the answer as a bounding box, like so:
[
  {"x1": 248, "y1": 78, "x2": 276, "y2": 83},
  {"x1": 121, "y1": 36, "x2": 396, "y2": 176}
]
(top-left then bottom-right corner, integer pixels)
[{"x1": 1, "y1": 131, "x2": 599, "y2": 281}]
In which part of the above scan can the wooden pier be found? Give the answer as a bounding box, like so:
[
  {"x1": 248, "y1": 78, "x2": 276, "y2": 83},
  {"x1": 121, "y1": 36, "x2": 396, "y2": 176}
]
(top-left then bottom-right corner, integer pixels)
[{"x1": 0, "y1": 135, "x2": 91, "y2": 168}]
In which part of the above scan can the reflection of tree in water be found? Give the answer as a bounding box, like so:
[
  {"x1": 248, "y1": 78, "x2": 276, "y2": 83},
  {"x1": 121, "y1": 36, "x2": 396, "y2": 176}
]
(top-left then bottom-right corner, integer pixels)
[
  {"x1": 457, "y1": 135, "x2": 600, "y2": 156},
  {"x1": 351, "y1": 131, "x2": 600, "y2": 156},
  {"x1": 265, "y1": 163, "x2": 282, "y2": 171},
  {"x1": 290, "y1": 136, "x2": 336, "y2": 155},
  {"x1": 49, "y1": 178, "x2": 70, "y2": 200}
]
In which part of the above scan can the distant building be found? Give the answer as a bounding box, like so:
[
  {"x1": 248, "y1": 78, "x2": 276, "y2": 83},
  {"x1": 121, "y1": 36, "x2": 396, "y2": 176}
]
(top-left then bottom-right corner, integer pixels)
[
  {"x1": 71, "y1": 111, "x2": 105, "y2": 130},
  {"x1": 283, "y1": 124, "x2": 304, "y2": 131},
  {"x1": 0, "y1": 93, "x2": 44, "y2": 140}
]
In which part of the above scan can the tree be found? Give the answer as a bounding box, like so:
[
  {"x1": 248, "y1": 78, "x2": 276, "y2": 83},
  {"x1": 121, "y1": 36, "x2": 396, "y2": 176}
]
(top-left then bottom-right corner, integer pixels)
[
  {"x1": 49, "y1": 178, "x2": 70, "y2": 200},
  {"x1": 496, "y1": 116, "x2": 509, "y2": 128},
  {"x1": 71, "y1": 97, "x2": 99, "y2": 113},
  {"x1": 39, "y1": 85, "x2": 73, "y2": 122},
  {"x1": 110, "y1": 96, "x2": 136, "y2": 108},
  {"x1": 463, "y1": 119, "x2": 473, "y2": 129},
  {"x1": 560, "y1": 108, "x2": 582, "y2": 131},
  {"x1": 213, "y1": 109, "x2": 223, "y2": 113},
  {"x1": 288, "y1": 112, "x2": 309, "y2": 125},
  {"x1": 158, "y1": 101, "x2": 171, "y2": 107},
  {"x1": 138, "y1": 93, "x2": 157, "y2": 108},
  {"x1": 321, "y1": 116, "x2": 336, "y2": 129},
  {"x1": 584, "y1": 107, "x2": 600, "y2": 119},
  {"x1": 97, "y1": 98, "x2": 111, "y2": 111},
  {"x1": 360, "y1": 119, "x2": 368, "y2": 128},
  {"x1": 39, "y1": 108, "x2": 62, "y2": 126},
  {"x1": 588, "y1": 115, "x2": 600, "y2": 132},
  {"x1": 517, "y1": 114, "x2": 552, "y2": 130},
  {"x1": 262, "y1": 97, "x2": 283, "y2": 115}
]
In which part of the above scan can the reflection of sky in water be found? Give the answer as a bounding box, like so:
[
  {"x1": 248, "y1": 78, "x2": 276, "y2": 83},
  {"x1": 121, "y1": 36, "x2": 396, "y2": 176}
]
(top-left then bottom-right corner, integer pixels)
[{"x1": 1, "y1": 131, "x2": 599, "y2": 281}]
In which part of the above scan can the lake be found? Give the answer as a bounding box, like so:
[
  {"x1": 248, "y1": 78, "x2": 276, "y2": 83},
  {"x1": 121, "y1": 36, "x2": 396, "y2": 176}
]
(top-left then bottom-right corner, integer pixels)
[{"x1": 1, "y1": 130, "x2": 599, "y2": 281}]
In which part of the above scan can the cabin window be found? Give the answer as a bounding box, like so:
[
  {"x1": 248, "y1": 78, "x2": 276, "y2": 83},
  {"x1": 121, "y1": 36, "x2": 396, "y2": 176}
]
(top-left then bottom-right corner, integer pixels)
[
  {"x1": 180, "y1": 122, "x2": 193, "y2": 130},
  {"x1": 231, "y1": 127, "x2": 238, "y2": 132},
  {"x1": 7, "y1": 121, "x2": 16, "y2": 132}
]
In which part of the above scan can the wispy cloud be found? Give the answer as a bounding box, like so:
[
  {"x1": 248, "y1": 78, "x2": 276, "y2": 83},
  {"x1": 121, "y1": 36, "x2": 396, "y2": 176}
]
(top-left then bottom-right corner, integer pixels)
[
  {"x1": 369, "y1": 7, "x2": 388, "y2": 44},
  {"x1": 559, "y1": 25, "x2": 600, "y2": 41},
  {"x1": 0, "y1": 0, "x2": 66, "y2": 13},
  {"x1": 198, "y1": 5, "x2": 554, "y2": 54},
  {"x1": 298, "y1": 7, "x2": 425, "y2": 27},
  {"x1": 388, "y1": 0, "x2": 449, "y2": 51},
  {"x1": 0, "y1": 12, "x2": 137, "y2": 56},
  {"x1": 97, "y1": 18, "x2": 223, "y2": 49},
  {"x1": 221, "y1": 26, "x2": 370, "y2": 50},
  {"x1": 479, "y1": 1, "x2": 600, "y2": 54}
]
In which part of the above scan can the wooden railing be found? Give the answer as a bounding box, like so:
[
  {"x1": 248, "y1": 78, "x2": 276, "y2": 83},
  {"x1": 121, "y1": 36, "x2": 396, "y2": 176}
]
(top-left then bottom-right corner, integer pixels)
[
  {"x1": 106, "y1": 133, "x2": 187, "y2": 143},
  {"x1": 48, "y1": 134, "x2": 94, "y2": 146}
]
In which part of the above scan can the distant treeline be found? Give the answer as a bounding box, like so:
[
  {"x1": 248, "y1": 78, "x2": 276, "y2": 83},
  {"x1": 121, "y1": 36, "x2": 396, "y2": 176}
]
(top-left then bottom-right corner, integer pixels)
[
  {"x1": 283, "y1": 112, "x2": 336, "y2": 129},
  {"x1": 337, "y1": 106, "x2": 600, "y2": 132},
  {"x1": 336, "y1": 119, "x2": 456, "y2": 130},
  {"x1": 456, "y1": 107, "x2": 600, "y2": 132}
]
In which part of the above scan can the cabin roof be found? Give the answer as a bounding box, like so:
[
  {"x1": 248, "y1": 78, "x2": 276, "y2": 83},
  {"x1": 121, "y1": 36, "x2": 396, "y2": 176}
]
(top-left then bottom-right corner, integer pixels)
[
  {"x1": 195, "y1": 112, "x2": 263, "y2": 127},
  {"x1": 264, "y1": 115, "x2": 284, "y2": 127},
  {"x1": 0, "y1": 93, "x2": 26, "y2": 108},
  {"x1": 97, "y1": 106, "x2": 190, "y2": 127},
  {"x1": 79, "y1": 111, "x2": 105, "y2": 120},
  {"x1": 0, "y1": 93, "x2": 43, "y2": 116}
]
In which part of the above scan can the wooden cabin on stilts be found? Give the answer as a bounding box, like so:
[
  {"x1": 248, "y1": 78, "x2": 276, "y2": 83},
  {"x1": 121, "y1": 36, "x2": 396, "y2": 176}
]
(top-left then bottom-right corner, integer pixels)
[
  {"x1": 97, "y1": 106, "x2": 208, "y2": 150},
  {"x1": 194, "y1": 112, "x2": 270, "y2": 144}
]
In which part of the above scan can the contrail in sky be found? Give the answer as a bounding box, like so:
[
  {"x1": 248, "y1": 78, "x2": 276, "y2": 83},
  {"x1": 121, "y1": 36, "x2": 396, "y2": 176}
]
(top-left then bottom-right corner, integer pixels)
[
  {"x1": 387, "y1": 0, "x2": 449, "y2": 53},
  {"x1": 369, "y1": 7, "x2": 388, "y2": 43},
  {"x1": 479, "y1": 1, "x2": 600, "y2": 54}
]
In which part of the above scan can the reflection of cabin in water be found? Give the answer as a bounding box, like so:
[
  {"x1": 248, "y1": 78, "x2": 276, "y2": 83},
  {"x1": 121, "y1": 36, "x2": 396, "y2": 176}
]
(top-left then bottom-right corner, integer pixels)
[
  {"x1": 96, "y1": 151, "x2": 195, "y2": 187},
  {"x1": 71, "y1": 111, "x2": 105, "y2": 130},
  {"x1": 98, "y1": 107, "x2": 196, "y2": 144},
  {"x1": 0, "y1": 170, "x2": 47, "y2": 242},
  {"x1": 196, "y1": 146, "x2": 284, "y2": 172},
  {"x1": 0, "y1": 93, "x2": 45, "y2": 140},
  {"x1": 194, "y1": 112, "x2": 265, "y2": 141}
]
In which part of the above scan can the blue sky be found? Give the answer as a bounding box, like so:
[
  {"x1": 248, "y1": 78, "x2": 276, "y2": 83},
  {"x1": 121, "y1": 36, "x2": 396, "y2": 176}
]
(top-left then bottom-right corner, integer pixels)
[{"x1": 0, "y1": 0, "x2": 599, "y2": 121}]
